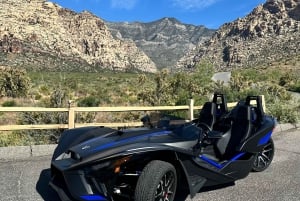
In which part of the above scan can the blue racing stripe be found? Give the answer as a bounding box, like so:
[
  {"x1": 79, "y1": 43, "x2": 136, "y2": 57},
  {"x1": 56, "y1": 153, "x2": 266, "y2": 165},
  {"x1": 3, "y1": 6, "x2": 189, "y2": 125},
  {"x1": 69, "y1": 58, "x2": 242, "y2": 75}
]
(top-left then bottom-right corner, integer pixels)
[
  {"x1": 258, "y1": 131, "x2": 272, "y2": 146},
  {"x1": 92, "y1": 131, "x2": 172, "y2": 152},
  {"x1": 199, "y1": 152, "x2": 245, "y2": 169},
  {"x1": 80, "y1": 194, "x2": 107, "y2": 201}
]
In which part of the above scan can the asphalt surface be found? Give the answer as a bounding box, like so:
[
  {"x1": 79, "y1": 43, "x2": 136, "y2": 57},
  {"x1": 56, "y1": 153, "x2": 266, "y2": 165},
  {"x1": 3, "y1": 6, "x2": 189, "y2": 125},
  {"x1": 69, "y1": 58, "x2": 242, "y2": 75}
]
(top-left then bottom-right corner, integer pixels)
[
  {"x1": 0, "y1": 129, "x2": 299, "y2": 201},
  {"x1": 211, "y1": 72, "x2": 231, "y2": 85}
]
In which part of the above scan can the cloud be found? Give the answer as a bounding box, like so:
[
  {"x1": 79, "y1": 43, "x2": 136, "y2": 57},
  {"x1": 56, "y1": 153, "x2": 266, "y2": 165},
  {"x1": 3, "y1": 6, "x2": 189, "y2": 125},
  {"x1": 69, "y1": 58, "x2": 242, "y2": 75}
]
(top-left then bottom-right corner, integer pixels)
[
  {"x1": 172, "y1": 0, "x2": 219, "y2": 10},
  {"x1": 111, "y1": 0, "x2": 138, "y2": 10}
]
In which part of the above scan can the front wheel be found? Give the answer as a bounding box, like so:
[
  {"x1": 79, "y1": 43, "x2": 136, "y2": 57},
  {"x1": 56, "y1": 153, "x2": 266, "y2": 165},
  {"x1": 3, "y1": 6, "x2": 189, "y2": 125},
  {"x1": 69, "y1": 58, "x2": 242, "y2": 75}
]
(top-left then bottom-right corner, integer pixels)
[
  {"x1": 135, "y1": 160, "x2": 177, "y2": 201},
  {"x1": 252, "y1": 138, "x2": 275, "y2": 172}
]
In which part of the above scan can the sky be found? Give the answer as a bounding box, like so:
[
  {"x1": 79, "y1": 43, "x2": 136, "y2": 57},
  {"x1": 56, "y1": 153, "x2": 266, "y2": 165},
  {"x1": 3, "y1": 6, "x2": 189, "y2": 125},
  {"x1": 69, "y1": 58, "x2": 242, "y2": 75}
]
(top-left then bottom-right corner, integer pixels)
[{"x1": 50, "y1": 0, "x2": 267, "y2": 29}]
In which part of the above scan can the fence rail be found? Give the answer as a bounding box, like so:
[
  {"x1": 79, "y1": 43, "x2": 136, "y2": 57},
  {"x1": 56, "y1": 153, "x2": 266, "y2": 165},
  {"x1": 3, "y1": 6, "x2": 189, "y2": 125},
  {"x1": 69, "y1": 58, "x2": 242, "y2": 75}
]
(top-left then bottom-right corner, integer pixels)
[{"x1": 0, "y1": 97, "x2": 265, "y2": 131}]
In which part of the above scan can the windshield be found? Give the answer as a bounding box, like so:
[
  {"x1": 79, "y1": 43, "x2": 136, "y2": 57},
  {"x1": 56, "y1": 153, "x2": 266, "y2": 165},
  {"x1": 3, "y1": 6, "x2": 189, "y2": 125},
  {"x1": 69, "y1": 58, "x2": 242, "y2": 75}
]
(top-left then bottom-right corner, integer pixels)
[{"x1": 171, "y1": 124, "x2": 202, "y2": 140}]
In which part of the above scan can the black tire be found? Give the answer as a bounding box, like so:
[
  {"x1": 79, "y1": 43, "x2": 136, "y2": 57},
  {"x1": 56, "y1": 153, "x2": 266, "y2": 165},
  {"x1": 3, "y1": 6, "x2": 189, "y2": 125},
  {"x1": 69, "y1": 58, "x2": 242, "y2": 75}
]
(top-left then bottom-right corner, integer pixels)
[
  {"x1": 252, "y1": 138, "x2": 275, "y2": 172},
  {"x1": 135, "y1": 160, "x2": 177, "y2": 201}
]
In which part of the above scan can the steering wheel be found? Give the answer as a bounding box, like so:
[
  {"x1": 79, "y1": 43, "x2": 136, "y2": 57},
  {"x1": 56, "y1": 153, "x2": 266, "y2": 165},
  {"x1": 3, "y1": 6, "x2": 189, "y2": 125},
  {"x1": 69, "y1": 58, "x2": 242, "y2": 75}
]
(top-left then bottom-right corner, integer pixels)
[
  {"x1": 197, "y1": 122, "x2": 212, "y2": 140},
  {"x1": 197, "y1": 122, "x2": 212, "y2": 132}
]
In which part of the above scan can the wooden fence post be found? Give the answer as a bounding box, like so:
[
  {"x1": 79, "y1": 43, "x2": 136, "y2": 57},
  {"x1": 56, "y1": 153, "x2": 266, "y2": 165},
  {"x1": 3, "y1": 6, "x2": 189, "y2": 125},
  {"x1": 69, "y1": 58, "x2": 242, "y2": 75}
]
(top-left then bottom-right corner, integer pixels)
[
  {"x1": 68, "y1": 100, "x2": 75, "y2": 129},
  {"x1": 261, "y1": 95, "x2": 266, "y2": 112},
  {"x1": 188, "y1": 99, "x2": 194, "y2": 121}
]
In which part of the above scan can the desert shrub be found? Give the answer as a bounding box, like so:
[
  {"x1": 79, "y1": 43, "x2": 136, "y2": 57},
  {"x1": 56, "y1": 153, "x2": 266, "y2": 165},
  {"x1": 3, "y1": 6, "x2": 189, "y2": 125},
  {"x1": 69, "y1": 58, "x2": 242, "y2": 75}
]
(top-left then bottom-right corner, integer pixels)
[
  {"x1": 137, "y1": 62, "x2": 214, "y2": 106},
  {"x1": 279, "y1": 72, "x2": 295, "y2": 87},
  {"x1": 39, "y1": 85, "x2": 50, "y2": 95},
  {"x1": 290, "y1": 84, "x2": 300, "y2": 93},
  {"x1": 137, "y1": 69, "x2": 175, "y2": 106},
  {"x1": 110, "y1": 112, "x2": 141, "y2": 123},
  {"x1": 0, "y1": 132, "x2": 30, "y2": 147},
  {"x1": 288, "y1": 77, "x2": 300, "y2": 93},
  {"x1": 268, "y1": 102, "x2": 299, "y2": 124},
  {"x1": 212, "y1": 67, "x2": 299, "y2": 124},
  {"x1": 17, "y1": 88, "x2": 70, "y2": 144},
  {"x1": 75, "y1": 112, "x2": 96, "y2": 124},
  {"x1": 0, "y1": 66, "x2": 31, "y2": 97},
  {"x1": 17, "y1": 87, "x2": 99, "y2": 144},
  {"x1": 34, "y1": 93, "x2": 42, "y2": 100},
  {"x1": 77, "y1": 96, "x2": 100, "y2": 107},
  {"x1": 2, "y1": 100, "x2": 17, "y2": 107},
  {"x1": 64, "y1": 78, "x2": 79, "y2": 90},
  {"x1": 223, "y1": 46, "x2": 231, "y2": 63},
  {"x1": 50, "y1": 88, "x2": 69, "y2": 108},
  {"x1": 18, "y1": 111, "x2": 68, "y2": 144}
]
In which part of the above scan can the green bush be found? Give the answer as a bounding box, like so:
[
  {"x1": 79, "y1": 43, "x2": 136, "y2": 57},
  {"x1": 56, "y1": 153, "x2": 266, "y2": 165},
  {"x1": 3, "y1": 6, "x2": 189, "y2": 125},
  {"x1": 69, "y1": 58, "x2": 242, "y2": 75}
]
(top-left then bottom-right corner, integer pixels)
[
  {"x1": 2, "y1": 100, "x2": 17, "y2": 107},
  {"x1": 17, "y1": 88, "x2": 71, "y2": 145},
  {"x1": 0, "y1": 67, "x2": 31, "y2": 97},
  {"x1": 34, "y1": 93, "x2": 42, "y2": 100},
  {"x1": 2, "y1": 67, "x2": 298, "y2": 147},
  {"x1": 0, "y1": 132, "x2": 30, "y2": 147},
  {"x1": 137, "y1": 62, "x2": 214, "y2": 106},
  {"x1": 77, "y1": 96, "x2": 100, "y2": 107},
  {"x1": 39, "y1": 85, "x2": 50, "y2": 95},
  {"x1": 289, "y1": 82, "x2": 300, "y2": 93},
  {"x1": 212, "y1": 68, "x2": 299, "y2": 124},
  {"x1": 268, "y1": 102, "x2": 299, "y2": 124}
]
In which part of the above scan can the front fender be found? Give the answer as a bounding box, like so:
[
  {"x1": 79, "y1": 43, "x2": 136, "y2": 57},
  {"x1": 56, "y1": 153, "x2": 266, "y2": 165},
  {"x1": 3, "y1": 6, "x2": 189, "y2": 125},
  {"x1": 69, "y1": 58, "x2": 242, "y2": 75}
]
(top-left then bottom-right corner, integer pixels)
[
  {"x1": 121, "y1": 149, "x2": 201, "y2": 199},
  {"x1": 52, "y1": 127, "x2": 117, "y2": 160}
]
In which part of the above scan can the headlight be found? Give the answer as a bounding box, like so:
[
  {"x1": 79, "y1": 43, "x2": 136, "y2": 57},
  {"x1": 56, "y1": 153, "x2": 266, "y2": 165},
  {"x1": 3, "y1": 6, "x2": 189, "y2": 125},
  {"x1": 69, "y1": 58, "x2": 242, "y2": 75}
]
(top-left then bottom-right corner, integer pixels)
[{"x1": 113, "y1": 156, "x2": 131, "y2": 173}]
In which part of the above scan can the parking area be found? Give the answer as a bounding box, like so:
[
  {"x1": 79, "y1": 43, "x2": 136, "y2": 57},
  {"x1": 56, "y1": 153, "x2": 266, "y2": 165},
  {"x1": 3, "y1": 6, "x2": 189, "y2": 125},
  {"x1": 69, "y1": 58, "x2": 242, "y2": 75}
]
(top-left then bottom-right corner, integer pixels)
[{"x1": 0, "y1": 129, "x2": 299, "y2": 201}]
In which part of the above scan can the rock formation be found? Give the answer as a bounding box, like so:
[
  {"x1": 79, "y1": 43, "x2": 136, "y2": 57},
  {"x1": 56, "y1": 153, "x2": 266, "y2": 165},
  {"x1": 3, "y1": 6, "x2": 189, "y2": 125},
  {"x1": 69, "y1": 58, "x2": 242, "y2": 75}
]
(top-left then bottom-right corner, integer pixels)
[
  {"x1": 107, "y1": 18, "x2": 215, "y2": 69},
  {"x1": 0, "y1": 0, "x2": 157, "y2": 72},
  {"x1": 176, "y1": 0, "x2": 300, "y2": 71}
]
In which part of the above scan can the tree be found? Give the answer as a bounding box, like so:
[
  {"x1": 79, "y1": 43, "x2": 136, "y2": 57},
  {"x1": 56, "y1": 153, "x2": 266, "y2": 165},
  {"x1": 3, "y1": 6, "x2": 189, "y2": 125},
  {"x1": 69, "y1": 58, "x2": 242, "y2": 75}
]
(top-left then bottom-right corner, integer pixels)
[
  {"x1": 50, "y1": 88, "x2": 68, "y2": 108},
  {"x1": 0, "y1": 66, "x2": 31, "y2": 97},
  {"x1": 223, "y1": 46, "x2": 231, "y2": 63},
  {"x1": 229, "y1": 71, "x2": 252, "y2": 92},
  {"x1": 279, "y1": 71, "x2": 297, "y2": 89},
  {"x1": 138, "y1": 69, "x2": 172, "y2": 106},
  {"x1": 190, "y1": 62, "x2": 214, "y2": 91},
  {"x1": 137, "y1": 62, "x2": 215, "y2": 106}
]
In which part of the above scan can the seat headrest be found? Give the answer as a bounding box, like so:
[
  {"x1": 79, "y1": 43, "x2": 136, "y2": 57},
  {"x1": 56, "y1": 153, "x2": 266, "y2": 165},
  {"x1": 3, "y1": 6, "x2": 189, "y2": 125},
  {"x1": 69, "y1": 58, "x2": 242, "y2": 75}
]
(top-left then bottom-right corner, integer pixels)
[
  {"x1": 201, "y1": 102, "x2": 216, "y2": 115},
  {"x1": 235, "y1": 105, "x2": 251, "y2": 121}
]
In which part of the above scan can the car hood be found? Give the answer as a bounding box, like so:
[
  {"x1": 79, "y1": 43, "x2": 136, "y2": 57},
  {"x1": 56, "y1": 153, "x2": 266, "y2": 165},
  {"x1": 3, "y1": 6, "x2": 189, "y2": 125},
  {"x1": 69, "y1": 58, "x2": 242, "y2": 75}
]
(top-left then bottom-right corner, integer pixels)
[{"x1": 67, "y1": 128, "x2": 196, "y2": 162}]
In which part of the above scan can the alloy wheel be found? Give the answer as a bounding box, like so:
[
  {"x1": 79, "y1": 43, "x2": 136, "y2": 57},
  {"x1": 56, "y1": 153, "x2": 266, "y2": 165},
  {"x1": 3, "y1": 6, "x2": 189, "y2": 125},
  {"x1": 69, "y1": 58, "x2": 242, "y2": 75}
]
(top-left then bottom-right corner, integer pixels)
[
  {"x1": 155, "y1": 171, "x2": 176, "y2": 201},
  {"x1": 252, "y1": 138, "x2": 274, "y2": 172}
]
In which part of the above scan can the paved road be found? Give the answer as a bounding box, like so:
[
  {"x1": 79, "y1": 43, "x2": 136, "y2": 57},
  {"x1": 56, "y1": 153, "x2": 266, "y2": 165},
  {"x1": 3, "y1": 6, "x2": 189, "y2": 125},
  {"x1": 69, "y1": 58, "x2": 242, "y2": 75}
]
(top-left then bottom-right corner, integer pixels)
[
  {"x1": 212, "y1": 72, "x2": 231, "y2": 85},
  {"x1": 0, "y1": 129, "x2": 299, "y2": 201}
]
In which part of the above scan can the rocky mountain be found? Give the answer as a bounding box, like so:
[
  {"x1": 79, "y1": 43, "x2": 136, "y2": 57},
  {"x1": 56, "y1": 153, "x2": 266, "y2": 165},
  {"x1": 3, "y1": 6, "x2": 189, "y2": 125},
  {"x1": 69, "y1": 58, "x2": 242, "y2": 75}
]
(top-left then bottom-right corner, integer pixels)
[
  {"x1": 0, "y1": 0, "x2": 157, "y2": 72},
  {"x1": 106, "y1": 18, "x2": 215, "y2": 69},
  {"x1": 176, "y1": 0, "x2": 300, "y2": 71}
]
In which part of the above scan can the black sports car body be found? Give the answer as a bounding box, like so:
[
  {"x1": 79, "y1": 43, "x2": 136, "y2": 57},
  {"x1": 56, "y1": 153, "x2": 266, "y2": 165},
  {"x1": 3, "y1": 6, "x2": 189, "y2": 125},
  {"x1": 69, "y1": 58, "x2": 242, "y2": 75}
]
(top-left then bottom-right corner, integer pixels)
[{"x1": 50, "y1": 95, "x2": 276, "y2": 201}]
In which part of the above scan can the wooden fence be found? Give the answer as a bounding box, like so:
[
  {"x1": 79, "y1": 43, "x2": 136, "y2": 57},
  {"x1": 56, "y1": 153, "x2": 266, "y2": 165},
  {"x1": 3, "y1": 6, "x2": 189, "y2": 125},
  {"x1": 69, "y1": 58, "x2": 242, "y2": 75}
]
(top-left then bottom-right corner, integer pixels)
[{"x1": 0, "y1": 97, "x2": 265, "y2": 131}]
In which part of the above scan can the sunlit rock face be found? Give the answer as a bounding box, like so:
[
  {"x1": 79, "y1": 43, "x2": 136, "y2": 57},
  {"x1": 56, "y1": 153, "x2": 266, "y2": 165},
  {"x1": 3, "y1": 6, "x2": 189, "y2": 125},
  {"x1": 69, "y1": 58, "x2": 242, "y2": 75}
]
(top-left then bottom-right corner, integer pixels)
[
  {"x1": 0, "y1": 0, "x2": 157, "y2": 72},
  {"x1": 176, "y1": 0, "x2": 300, "y2": 71}
]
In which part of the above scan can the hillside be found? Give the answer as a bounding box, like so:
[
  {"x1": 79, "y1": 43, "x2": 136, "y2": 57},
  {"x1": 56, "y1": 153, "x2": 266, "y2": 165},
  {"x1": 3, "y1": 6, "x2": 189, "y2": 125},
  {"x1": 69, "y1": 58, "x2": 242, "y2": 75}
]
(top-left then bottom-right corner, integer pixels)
[
  {"x1": 106, "y1": 18, "x2": 215, "y2": 69},
  {"x1": 176, "y1": 0, "x2": 300, "y2": 71},
  {"x1": 0, "y1": 0, "x2": 157, "y2": 72}
]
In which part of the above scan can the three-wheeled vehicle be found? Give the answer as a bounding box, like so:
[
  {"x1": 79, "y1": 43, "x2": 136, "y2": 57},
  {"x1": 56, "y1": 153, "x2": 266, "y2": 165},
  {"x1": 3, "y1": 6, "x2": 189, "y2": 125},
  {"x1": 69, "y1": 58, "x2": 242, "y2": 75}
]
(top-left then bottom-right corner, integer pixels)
[{"x1": 50, "y1": 94, "x2": 276, "y2": 201}]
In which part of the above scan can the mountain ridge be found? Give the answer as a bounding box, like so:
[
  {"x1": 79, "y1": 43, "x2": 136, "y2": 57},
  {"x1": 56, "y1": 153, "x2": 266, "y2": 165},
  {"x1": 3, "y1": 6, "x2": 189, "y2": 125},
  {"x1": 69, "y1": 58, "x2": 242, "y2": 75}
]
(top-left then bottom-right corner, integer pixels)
[
  {"x1": 0, "y1": 0, "x2": 157, "y2": 72},
  {"x1": 176, "y1": 0, "x2": 300, "y2": 71},
  {"x1": 1, "y1": 0, "x2": 298, "y2": 73},
  {"x1": 106, "y1": 17, "x2": 215, "y2": 69}
]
